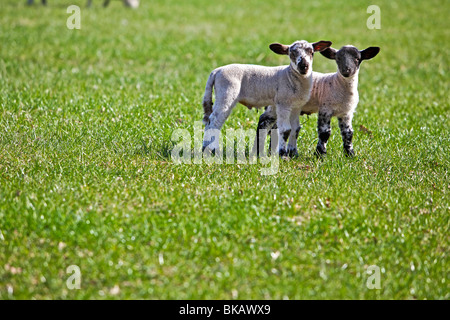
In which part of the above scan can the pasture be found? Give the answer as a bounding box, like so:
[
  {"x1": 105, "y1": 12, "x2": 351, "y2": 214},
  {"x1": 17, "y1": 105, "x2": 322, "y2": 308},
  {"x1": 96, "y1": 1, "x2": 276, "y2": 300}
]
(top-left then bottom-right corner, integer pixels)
[{"x1": 0, "y1": 0, "x2": 448, "y2": 299}]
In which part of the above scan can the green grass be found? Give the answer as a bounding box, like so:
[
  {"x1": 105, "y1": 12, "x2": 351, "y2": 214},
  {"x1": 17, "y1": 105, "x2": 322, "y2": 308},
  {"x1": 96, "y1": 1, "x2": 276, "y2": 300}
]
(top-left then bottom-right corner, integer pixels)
[{"x1": 0, "y1": 0, "x2": 448, "y2": 299}]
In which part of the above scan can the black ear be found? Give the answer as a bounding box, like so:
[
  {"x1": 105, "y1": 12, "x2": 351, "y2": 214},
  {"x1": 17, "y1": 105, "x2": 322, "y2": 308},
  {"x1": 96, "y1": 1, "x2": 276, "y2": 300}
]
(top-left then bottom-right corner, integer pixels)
[
  {"x1": 269, "y1": 43, "x2": 289, "y2": 55},
  {"x1": 312, "y1": 40, "x2": 332, "y2": 52},
  {"x1": 360, "y1": 47, "x2": 380, "y2": 60},
  {"x1": 320, "y1": 47, "x2": 337, "y2": 60}
]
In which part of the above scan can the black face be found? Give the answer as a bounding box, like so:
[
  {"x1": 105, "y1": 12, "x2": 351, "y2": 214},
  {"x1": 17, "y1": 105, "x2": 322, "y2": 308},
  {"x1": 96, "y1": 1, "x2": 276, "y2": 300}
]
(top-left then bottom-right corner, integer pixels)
[
  {"x1": 320, "y1": 45, "x2": 380, "y2": 78},
  {"x1": 335, "y1": 46, "x2": 361, "y2": 77}
]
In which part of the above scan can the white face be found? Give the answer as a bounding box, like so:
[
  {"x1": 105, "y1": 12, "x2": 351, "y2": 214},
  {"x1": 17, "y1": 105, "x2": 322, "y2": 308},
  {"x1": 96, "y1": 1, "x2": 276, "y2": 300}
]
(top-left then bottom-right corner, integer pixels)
[{"x1": 288, "y1": 41, "x2": 314, "y2": 76}]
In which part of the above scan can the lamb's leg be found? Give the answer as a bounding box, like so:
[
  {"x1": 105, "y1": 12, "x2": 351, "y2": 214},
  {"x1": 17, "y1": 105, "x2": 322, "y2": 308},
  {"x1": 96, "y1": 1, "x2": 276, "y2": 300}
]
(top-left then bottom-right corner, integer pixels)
[
  {"x1": 276, "y1": 106, "x2": 292, "y2": 157},
  {"x1": 268, "y1": 122, "x2": 278, "y2": 156},
  {"x1": 27, "y1": 0, "x2": 34, "y2": 5},
  {"x1": 338, "y1": 115, "x2": 355, "y2": 157},
  {"x1": 202, "y1": 94, "x2": 238, "y2": 153},
  {"x1": 87, "y1": 0, "x2": 93, "y2": 7},
  {"x1": 251, "y1": 106, "x2": 277, "y2": 157},
  {"x1": 41, "y1": 0, "x2": 47, "y2": 5},
  {"x1": 103, "y1": 0, "x2": 111, "y2": 7},
  {"x1": 287, "y1": 108, "x2": 301, "y2": 157},
  {"x1": 316, "y1": 110, "x2": 332, "y2": 156}
]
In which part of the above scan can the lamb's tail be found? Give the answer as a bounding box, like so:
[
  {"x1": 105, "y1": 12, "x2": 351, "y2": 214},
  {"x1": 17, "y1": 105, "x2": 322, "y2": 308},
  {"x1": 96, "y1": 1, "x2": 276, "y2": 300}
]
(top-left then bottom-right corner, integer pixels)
[{"x1": 202, "y1": 70, "x2": 217, "y2": 125}]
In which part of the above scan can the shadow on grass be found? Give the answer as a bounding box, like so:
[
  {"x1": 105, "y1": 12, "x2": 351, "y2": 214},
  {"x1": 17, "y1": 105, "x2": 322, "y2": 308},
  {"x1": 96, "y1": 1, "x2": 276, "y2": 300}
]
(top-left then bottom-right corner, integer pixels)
[{"x1": 135, "y1": 138, "x2": 173, "y2": 161}]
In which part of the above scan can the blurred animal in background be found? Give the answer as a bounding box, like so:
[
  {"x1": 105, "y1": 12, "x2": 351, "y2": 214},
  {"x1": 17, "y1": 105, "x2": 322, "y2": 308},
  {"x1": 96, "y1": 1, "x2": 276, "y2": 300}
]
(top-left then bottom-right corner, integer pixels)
[
  {"x1": 27, "y1": 0, "x2": 140, "y2": 8},
  {"x1": 100, "y1": 0, "x2": 140, "y2": 7}
]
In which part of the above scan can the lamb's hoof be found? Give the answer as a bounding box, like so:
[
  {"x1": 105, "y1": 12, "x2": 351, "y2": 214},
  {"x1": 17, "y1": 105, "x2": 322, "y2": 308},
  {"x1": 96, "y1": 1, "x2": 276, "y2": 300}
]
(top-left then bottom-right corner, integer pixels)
[
  {"x1": 202, "y1": 146, "x2": 216, "y2": 156},
  {"x1": 315, "y1": 147, "x2": 327, "y2": 159},
  {"x1": 278, "y1": 149, "x2": 291, "y2": 161},
  {"x1": 344, "y1": 148, "x2": 355, "y2": 158},
  {"x1": 287, "y1": 149, "x2": 299, "y2": 158}
]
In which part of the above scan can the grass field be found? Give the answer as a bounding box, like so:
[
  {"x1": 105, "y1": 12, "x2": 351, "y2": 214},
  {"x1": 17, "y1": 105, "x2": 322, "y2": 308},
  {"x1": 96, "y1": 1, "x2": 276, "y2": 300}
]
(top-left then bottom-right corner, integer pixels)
[{"x1": 0, "y1": 0, "x2": 448, "y2": 299}]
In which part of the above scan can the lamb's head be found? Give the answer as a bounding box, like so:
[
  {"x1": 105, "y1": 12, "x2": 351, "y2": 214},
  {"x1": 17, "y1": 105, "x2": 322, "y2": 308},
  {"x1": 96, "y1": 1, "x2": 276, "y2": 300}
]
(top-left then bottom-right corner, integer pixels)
[
  {"x1": 269, "y1": 40, "x2": 332, "y2": 76},
  {"x1": 321, "y1": 45, "x2": 380, "y2": 77}
]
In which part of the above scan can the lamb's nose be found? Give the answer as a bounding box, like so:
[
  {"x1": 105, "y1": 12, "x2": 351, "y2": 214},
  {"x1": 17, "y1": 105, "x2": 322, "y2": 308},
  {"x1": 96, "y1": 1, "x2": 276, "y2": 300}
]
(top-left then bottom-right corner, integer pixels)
[
  {"x1": 342, "y1": 68, "x2": 351, "y2": 77},
  {"x1": 298, "y1": 59, "x2": 307, "y2": 70}
]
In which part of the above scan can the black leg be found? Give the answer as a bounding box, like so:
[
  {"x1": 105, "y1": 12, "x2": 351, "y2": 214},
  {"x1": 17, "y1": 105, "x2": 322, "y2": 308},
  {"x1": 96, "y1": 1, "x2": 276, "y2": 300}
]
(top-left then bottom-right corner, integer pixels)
[
  {"x1": 278, "y1": 128, "x2": 291, "y2": 157},
  {"x1": 316, "y1": 111, "x2": 332, "y2": 156},
  {"x1": 338, "y1": 116, "x2": 355, "y2": 157},
  {"x1": 255, "y1": 109, "x2": 277, "y2": 157},
  {"x1": 268, "y1": 122, "x2": 278, "y2": 156},
  {"x1": 287, "y1": 125, "x2": 301, "y2": 158}
]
